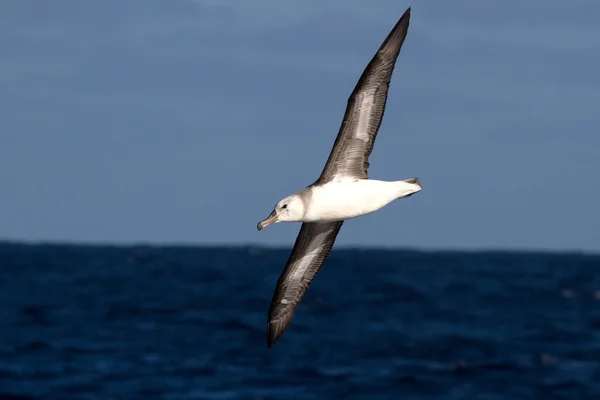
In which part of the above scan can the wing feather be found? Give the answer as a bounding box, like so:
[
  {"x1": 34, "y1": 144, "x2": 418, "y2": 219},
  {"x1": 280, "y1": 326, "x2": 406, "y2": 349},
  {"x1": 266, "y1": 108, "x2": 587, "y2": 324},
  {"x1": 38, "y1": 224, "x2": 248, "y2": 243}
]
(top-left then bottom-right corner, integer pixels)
[
  {"x1": 266, "y1": 221, "x2": 343, "y2": 347},
  {"x1": 316, "y1": 7, "x2": 411, "y2": 183}
]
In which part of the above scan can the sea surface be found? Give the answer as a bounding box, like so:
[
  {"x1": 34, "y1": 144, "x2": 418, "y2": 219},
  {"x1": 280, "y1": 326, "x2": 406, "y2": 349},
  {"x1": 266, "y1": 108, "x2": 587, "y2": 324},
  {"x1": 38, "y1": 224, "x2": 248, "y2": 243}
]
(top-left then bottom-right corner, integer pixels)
[{"x1": 0, "y1": 243, "x2": 599, "y2": 400}]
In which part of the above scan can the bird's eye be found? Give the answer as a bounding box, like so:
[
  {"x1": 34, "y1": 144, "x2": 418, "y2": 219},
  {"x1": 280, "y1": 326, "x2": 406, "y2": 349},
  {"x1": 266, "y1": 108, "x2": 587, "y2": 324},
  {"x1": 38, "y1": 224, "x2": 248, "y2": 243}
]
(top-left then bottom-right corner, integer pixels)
[{"x1": 281, "y1": 204, "x2": 288, "y2": 209}]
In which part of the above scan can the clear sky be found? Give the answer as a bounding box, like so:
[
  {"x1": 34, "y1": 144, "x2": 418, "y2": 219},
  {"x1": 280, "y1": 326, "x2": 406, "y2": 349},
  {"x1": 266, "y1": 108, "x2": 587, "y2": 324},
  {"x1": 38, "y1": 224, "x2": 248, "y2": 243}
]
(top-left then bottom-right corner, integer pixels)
[{"x1": 1, "y1": 0, "x2": 599, "y2": 252}]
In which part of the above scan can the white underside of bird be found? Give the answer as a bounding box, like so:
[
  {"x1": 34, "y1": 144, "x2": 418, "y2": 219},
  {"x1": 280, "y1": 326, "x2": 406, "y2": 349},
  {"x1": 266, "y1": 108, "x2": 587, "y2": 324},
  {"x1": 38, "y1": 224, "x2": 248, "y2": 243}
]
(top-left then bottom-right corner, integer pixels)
[
  {"x1": 257, "y1": 178, "x2": 422, "y2": 230},
  {"x1": 303, "y1": 179, "x2": 421, "y2": 222}
]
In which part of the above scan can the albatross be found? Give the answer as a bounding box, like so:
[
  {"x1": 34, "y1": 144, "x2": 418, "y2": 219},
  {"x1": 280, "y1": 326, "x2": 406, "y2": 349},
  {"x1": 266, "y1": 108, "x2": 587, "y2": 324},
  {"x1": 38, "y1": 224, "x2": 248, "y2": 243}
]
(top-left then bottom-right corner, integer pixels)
[{"x1": 257, "y1": 7, "x2": 420, "y2": 348}]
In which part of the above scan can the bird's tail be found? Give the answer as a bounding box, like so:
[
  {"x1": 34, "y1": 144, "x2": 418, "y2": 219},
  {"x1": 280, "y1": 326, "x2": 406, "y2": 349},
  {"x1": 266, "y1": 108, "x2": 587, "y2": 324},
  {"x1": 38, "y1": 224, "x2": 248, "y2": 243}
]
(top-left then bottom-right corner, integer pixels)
[{"x1": 396, "y1": 177, "x2": 422, "y2": 199}]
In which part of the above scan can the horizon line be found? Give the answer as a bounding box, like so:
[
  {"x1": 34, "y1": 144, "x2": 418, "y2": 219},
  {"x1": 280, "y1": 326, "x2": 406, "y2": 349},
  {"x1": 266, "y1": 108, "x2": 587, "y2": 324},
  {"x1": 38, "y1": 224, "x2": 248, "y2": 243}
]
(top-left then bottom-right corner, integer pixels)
[{"x1": 0, "y1": 238, "x2": 598, "y2": 257}]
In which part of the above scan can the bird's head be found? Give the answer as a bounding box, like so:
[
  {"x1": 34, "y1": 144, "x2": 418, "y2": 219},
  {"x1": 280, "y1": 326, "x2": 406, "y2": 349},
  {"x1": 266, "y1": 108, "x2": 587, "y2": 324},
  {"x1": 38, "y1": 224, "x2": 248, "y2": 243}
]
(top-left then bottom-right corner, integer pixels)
[{"x1": 257, "y1": 194, "x2": 305, "y2": 230}]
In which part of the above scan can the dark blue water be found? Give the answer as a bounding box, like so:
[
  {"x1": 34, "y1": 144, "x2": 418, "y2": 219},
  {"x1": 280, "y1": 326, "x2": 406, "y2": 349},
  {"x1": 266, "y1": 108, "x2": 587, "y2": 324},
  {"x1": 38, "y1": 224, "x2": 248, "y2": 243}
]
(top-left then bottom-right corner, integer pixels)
[{"x1": 0, "y1": 243, "x2": 599, "y2": 399}]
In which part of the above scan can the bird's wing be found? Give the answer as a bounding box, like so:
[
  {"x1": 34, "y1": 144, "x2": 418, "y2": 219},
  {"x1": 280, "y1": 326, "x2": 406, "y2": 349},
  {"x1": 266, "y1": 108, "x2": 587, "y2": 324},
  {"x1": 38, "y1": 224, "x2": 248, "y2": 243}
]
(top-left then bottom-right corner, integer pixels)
[
  {"x1": 316, "y1": 7, "x2": 411, "y2": 183},
  {"x1": 266, "y1": 221, "x2": 343, "y2": 347}
]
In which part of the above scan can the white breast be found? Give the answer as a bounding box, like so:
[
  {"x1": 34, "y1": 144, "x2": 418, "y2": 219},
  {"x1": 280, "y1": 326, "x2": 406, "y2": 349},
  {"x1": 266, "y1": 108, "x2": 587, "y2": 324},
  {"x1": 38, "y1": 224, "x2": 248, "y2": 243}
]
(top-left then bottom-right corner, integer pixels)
[{"x1": 303, "y1": 179, "x2": 414, "y2": 222}]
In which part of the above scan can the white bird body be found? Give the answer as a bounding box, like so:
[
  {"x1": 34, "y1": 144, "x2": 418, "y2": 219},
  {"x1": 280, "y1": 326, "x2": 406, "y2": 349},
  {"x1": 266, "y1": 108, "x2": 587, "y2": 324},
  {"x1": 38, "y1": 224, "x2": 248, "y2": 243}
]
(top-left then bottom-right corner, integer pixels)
[{"x1": 303, "y1": 179, "x2": 421, "y2": 222}]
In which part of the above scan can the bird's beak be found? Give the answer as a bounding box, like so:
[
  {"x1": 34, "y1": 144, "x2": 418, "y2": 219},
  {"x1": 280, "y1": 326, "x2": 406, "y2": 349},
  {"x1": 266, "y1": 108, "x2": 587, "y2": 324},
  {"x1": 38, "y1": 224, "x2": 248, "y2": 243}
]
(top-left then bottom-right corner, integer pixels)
[{"x1": 257, "y1": 210, "x2": 278, "y2": 231}]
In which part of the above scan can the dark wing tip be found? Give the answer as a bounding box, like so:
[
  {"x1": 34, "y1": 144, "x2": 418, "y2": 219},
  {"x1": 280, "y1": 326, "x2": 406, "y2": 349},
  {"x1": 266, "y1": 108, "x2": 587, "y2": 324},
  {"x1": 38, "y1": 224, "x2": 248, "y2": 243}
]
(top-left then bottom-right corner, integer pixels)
[
  {"x1": 267, "y1": 300, "x2": 299, "y2": 348},
  {"x1": 377, "y1": 6, "x2": 412, "y2": 56},
  {"x1": 266, "y1": 319, "x2": 285, "y2": 348}
]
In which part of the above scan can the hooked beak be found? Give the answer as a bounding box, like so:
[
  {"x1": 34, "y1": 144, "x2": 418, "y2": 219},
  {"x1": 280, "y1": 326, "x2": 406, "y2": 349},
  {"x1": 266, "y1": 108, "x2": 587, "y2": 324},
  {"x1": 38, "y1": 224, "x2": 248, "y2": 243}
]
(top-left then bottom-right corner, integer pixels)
[{"x1": 257, "y1": 210, "x2": 278, "y2": 231}]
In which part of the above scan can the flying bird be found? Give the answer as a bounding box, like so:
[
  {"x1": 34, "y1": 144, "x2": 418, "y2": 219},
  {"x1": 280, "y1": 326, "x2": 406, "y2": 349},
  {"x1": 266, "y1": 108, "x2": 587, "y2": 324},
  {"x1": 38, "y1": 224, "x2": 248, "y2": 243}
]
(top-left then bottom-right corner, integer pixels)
[{"x1": 257, "y1": 7, "x2": 420, "y2": 348}]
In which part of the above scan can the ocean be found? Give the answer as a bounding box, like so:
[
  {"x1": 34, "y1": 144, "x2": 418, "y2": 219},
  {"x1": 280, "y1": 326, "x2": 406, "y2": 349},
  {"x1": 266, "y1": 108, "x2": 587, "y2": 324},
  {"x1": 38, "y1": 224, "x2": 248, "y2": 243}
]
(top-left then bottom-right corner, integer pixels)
[{"x1": 0, "y1": 242, "x2": 599, "y2": 399}]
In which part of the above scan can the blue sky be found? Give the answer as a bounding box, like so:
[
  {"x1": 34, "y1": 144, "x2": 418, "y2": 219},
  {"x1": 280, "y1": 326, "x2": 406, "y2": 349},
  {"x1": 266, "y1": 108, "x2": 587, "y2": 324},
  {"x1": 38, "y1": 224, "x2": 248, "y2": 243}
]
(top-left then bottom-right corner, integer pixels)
[{"x1": 1, "y1": 0, "x2": 599, "y2": 252}]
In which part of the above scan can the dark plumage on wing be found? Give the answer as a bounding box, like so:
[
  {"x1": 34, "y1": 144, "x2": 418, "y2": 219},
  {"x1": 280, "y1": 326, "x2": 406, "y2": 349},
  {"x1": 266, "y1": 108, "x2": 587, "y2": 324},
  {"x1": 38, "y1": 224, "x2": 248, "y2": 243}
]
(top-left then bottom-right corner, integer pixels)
[
  {"x1": 316, "y1": 7, "x2": 411, "y2": 184},
  {"x1": 266, "y1": 221, "x2": 343, "y2": 347}
]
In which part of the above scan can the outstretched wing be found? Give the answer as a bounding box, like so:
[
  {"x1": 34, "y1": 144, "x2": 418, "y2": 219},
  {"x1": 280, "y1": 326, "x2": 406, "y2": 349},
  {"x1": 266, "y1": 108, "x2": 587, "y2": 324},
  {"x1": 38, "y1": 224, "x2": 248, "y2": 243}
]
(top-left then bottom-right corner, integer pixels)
[
  {"x1": 316, "y1": 7, "x2": 411, "y2": 183},
  {"x1": 266, "y1": 221, "x2": 343, "y2": 347}
]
